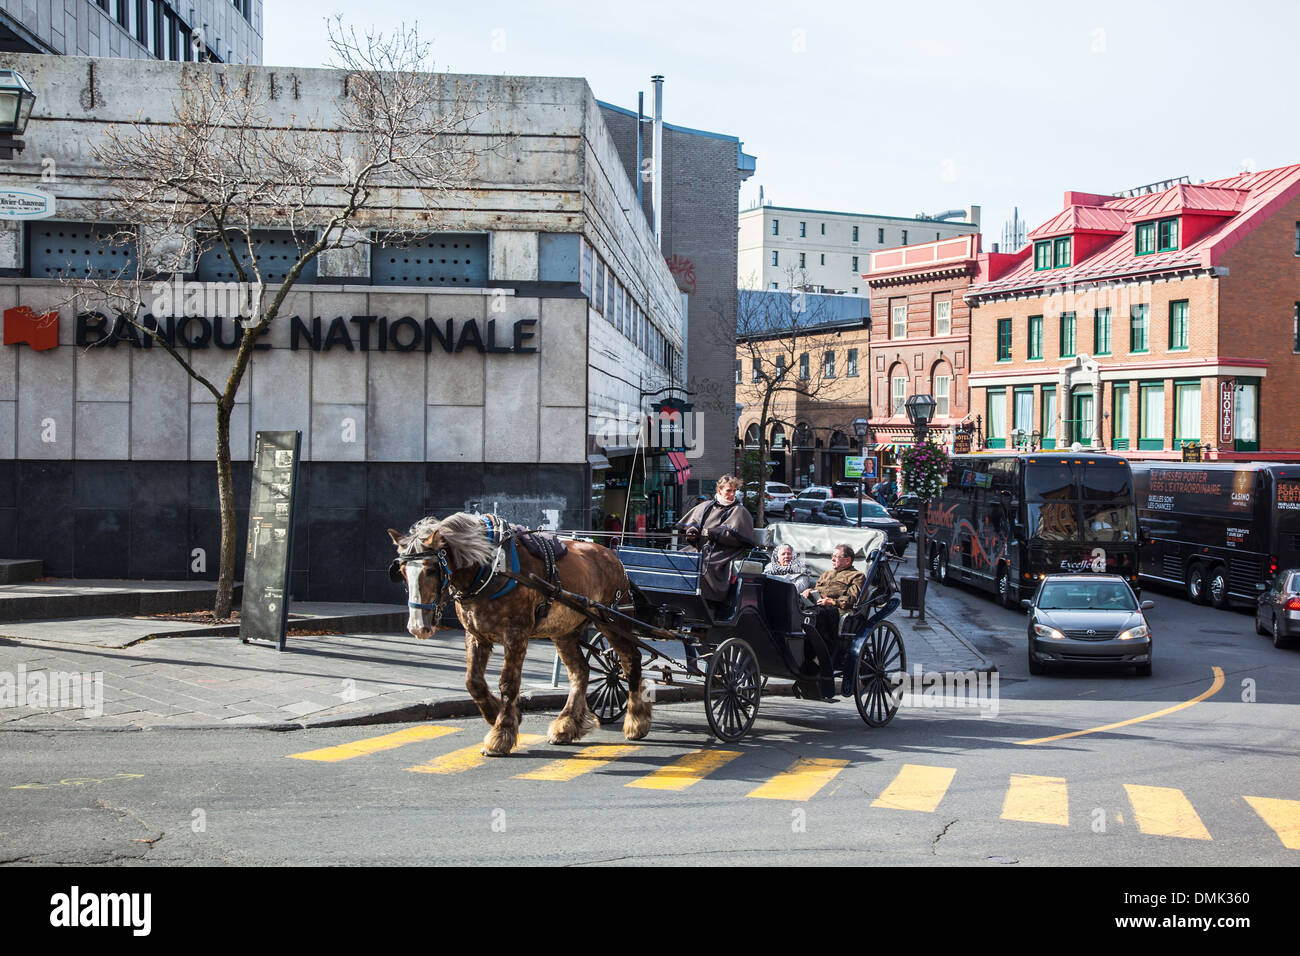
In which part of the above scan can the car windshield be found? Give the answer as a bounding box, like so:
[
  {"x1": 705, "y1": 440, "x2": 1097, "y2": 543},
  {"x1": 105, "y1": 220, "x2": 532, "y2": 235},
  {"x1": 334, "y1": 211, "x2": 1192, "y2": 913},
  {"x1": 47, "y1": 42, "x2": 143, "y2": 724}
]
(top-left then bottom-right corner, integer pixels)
[
  {"x1": 1037, "y1": 581, "x2": 1137, "y2": 611},
  {"x1": 839, "y1": 500, "x2": 890, "y2": 519},
  {"x1": 769, "y1": 484, "x2": 792, "y2": 495}
]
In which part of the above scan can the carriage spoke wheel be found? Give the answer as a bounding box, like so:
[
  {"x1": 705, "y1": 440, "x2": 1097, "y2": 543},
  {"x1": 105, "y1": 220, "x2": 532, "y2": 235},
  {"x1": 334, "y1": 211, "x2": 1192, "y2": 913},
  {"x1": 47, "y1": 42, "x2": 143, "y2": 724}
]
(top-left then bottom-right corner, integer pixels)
[
  {"x1": 852, "y1": 621, "x2": 906, "y2": 727},
  {"x1": 582, "y1": 632, "x2": 629, "y2": 725},
  {"x1": 704, "y1": 638, "x2": 761, "y2": 743}
]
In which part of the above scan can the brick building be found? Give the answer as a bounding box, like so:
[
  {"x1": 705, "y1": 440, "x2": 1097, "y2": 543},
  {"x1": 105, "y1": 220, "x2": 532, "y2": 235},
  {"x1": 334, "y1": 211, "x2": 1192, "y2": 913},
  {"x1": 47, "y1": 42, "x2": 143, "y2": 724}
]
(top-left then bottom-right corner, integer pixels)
[
  {"x1": 965, "y1": 166, "x2": 1300, "y2": 460},
  {"x1": 734, "y1": 291, "x2": 871, "y2": 489},
  {"x1": 865, "y1": 234, "x2": 1003, "y2": 473}
]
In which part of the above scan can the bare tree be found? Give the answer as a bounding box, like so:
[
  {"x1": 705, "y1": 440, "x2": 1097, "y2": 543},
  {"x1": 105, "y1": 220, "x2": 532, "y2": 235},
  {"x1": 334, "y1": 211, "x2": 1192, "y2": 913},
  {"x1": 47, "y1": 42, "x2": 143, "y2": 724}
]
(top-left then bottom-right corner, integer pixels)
[
  {"x1": 69, "y1": 19, "x2": 495, "y2": 619},
  {"x1": 729, "y1": 270, "x2": 863, "y2": 526}
]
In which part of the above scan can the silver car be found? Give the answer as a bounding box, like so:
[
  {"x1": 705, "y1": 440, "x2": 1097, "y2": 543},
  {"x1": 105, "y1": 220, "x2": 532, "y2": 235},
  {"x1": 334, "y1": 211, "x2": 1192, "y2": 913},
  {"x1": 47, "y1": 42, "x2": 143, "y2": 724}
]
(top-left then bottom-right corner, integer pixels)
[{"x1": 1023, "y1": 574, "x2": 1155, "y2": 677}]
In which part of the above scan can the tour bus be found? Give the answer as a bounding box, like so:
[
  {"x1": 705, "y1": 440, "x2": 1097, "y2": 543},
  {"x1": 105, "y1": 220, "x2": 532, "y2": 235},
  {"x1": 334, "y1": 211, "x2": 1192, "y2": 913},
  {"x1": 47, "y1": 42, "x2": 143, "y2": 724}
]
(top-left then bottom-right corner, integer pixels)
[
  {"x1": 1130, "y1": 462, "x2": 1300, "y2": 608},
  {"x1": 924, "y1": 452, "x2": 1140, "y2": 607}
]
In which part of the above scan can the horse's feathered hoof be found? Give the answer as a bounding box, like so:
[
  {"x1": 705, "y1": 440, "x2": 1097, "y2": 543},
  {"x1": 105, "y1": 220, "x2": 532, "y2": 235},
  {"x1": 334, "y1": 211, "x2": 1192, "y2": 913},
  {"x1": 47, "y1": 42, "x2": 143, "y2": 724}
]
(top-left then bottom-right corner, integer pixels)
[
  {"x1": 482, "y1": 727, "x2": 517, "y2": 756},
  {"x1": 547, "y1": 709, "x2": 597, "y2": 744}
]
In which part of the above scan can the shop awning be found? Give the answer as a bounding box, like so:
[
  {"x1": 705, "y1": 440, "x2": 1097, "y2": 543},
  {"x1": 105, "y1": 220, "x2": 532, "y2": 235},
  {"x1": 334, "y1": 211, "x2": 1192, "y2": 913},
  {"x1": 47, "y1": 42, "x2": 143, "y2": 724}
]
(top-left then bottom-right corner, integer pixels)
[
  {"x1": 587, "y1": 453, "x2": 612, "y2": 471},
  {"x1": 666, "y1": 451, "x2": 691, "y2": 485}
]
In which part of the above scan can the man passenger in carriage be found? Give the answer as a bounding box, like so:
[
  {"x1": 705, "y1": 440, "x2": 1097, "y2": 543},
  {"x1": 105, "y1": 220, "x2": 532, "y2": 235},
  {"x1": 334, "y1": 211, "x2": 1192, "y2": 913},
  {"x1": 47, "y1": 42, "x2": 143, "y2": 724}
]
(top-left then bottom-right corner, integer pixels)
[
  {"x1": 675, "y1": 474, "x2": 756, "y2": 605},
  {"x1": 797, "y1": 543, "x2": 866, "y2": 698}
]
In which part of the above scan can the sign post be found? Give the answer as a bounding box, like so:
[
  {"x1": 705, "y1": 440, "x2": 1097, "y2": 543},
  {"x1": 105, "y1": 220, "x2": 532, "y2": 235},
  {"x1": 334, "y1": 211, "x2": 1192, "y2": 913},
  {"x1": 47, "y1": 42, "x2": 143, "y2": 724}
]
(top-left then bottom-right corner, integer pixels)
[{"x1": 239, "y1": 430, "x2": 302, "y2": 650}]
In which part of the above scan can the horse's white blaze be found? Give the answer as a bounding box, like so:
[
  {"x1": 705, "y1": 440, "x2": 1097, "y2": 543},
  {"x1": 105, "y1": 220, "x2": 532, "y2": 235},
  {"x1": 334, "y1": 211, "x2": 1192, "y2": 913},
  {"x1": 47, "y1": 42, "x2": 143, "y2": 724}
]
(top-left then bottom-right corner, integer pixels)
[{"x1": 405, "y1": 561, "x2": 429, "y2": 636}]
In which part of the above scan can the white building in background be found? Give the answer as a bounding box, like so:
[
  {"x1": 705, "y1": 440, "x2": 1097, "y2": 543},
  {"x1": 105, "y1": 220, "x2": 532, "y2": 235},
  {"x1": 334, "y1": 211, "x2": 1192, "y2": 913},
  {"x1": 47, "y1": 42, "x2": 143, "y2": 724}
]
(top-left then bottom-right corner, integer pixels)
[
  {"x1": 0, "y1": 0, "x2": 263, "y2": 64},
  {"x1": 738, "y1": 203, "x2": 980, "y2": 295}
]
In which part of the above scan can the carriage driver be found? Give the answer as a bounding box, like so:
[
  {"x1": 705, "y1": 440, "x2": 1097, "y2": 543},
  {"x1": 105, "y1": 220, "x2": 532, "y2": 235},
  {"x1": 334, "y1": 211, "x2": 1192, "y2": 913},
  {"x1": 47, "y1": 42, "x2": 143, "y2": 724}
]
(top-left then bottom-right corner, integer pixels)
[{"x1": 676, "y1": 475, "x2": 756, "y2": 606}]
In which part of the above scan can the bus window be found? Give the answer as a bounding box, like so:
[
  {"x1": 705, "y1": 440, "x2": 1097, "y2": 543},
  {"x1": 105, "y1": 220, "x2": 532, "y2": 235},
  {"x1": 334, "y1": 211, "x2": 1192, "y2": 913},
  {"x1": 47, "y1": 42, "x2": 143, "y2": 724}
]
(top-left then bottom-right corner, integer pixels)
[
  {"x1": 1082, "y1": 462, "x2": 1132, "y2": 500},
  {"x1": 1025, "y1": 464, "x2": 1075, "y2": 501},
  {"x1": 1029, "y1": 501, "x2": 1079, "y2": 541},
  {"x1": 1080, "y1": 502, "x2": 1135, "y2": 542}
]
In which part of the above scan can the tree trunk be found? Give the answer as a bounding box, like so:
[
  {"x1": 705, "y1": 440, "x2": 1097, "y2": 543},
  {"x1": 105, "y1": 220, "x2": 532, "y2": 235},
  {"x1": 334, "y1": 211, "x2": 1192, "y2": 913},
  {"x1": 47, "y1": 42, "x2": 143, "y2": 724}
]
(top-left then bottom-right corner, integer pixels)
[{"x1": 214, "y1": 399, "x2": 237, "y2": 621}]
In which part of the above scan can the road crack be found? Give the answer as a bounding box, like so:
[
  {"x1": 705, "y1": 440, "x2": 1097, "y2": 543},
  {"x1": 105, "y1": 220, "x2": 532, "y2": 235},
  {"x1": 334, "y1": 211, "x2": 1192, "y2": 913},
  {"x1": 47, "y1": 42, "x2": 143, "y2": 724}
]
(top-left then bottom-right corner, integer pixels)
[{"x1": 931, "y1": 818, "x2": 957, "y2": 853}]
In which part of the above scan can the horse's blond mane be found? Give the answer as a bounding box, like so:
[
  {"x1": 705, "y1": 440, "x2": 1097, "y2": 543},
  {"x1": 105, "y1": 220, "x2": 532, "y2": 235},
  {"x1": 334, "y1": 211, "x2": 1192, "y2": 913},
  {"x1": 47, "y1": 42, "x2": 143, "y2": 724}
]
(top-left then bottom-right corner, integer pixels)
[{"x1": 400, "y1": 513, "x2": 495, "y2": 568}]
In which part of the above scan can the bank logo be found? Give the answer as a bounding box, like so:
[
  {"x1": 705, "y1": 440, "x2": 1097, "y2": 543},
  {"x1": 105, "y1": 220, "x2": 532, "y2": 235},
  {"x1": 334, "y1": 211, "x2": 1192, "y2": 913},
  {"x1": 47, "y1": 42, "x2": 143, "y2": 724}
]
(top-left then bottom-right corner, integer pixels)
[{"x1": 3, "y1": 305, "x2": 58, "y2": 350}]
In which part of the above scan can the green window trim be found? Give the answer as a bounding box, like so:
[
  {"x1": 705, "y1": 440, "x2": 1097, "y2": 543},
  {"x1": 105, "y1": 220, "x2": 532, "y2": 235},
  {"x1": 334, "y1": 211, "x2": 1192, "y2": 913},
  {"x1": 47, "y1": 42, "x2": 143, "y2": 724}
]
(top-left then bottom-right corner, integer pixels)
[
  {"x1": 1157, "y1": 217, "x2": 1179, "y2": 252},
  {"x1": 1028, "y1": 314, "x2": 1043, "y2": 360},
  {"x1": 1041, "y1": 386, "x2": 1057, "y2": 450},
  {"x1": 1168, "y1": 299, "x2": 1189, "y2": 351},
  {"x1": 986, "y1": 388, "x2": 1007, "y2": 448},
  {"x1": 1138, "y1": 382, "x2": 1164, "y2": 450},
  {"x1": 1130, "y1": 304, "x2": 1149, "y2": 353},
  {"x1": 1135, "y1": 222, "x2": 1156, "y2": 256},
  {"x1": 1112, "y1": 383, "x2": 1130, "y2": 449},
  {"x1": 1060, "y1": 312, "x2": 1076, "y2": 358},
  {"x1": 1033, "y1": 241, "x2": 1052, "y2": 271},
  {"x1": 996, "y1": 318, "x2": 1012, "y2": 361},
  {"x1": 1053, "y1": 237, "x2": 1072, "y2": 268},
  {"x1": 1094, "y1": 308, "x2": 1112, "y2": 355},
  {"x1": 1173, "y1": 379, "x2": 1201, "y2": 444}
]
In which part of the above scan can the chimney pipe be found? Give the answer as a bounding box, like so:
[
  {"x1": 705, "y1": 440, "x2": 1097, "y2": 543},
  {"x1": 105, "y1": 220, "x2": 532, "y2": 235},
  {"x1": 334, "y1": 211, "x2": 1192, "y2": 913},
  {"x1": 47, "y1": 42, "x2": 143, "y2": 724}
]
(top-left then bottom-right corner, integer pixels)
[
  {"x1": 636, "y1": 90, "x2": 644, "y2": 208},
  {"x1": 652, "y1": 74, "x2": 664, "y2": 251}
]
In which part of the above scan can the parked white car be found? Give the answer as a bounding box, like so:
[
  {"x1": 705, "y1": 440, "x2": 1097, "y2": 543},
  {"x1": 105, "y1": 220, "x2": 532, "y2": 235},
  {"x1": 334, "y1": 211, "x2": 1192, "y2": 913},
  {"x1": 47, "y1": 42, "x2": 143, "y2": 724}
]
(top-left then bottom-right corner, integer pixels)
[{"x1": 744, "y1": 481, "x2": 794, "y2": 516}]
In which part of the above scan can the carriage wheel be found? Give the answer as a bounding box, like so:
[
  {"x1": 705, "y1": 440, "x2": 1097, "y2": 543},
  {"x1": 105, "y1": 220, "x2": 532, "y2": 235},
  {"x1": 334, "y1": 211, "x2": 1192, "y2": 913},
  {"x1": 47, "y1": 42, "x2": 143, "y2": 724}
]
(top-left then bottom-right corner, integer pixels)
[
  {"x1": 704, "y1": 638, "x2": 761, "y2": 742},
  {"x1": 582, "y1": 632, "x2": 629, "y2": 725},
  {"x1": 852, "y1": 621, "x2": 906, "y2": 727}
]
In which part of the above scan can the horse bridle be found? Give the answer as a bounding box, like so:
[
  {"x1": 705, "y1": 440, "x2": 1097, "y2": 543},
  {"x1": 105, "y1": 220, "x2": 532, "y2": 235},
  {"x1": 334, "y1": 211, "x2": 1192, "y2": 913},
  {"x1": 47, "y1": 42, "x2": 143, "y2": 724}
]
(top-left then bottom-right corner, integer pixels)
[{"x1": 390, "y1": 549, "x2": 459, "y2": 617}]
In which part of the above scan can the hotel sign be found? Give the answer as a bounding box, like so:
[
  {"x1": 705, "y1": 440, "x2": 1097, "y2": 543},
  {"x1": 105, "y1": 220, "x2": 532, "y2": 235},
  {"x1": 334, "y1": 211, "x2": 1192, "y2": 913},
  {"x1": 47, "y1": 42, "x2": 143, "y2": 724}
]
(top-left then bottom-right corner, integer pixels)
[{"x1": 1219, "y1": 381, "x2": 1234, "y2": 445}]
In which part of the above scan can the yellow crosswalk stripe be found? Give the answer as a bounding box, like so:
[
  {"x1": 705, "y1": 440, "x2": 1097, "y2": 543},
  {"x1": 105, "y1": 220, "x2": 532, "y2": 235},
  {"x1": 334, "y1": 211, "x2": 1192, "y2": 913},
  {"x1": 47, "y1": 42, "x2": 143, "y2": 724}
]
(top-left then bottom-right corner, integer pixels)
[
  {"x1": 514, "y1": 744, "x2": 642, "y2": 781},
  {"x1": 1243, "y1": 796, "x2": 1300, "y2": 850},
  {"x1": 1001, "y1": 773, "x2": 1068, "y2": 826},
  {"x1": 872, "y1": 764, "x2": 956, "y2": 813},
  {"x1": 626, "y1": 749, "x2": 743, "y2": 791},
  {"x1": 406, "y1": 734, "x2": 547, "y2": 775},
  {"x1": 1124, "y1": 784, "x2": 1211, "y2": 840},
  {"x1": 288, "y1": 725, "x2": 461, "y2": 763},
  {"x1": 747, "y1": 757, "x2": 850, "y2": 801}
]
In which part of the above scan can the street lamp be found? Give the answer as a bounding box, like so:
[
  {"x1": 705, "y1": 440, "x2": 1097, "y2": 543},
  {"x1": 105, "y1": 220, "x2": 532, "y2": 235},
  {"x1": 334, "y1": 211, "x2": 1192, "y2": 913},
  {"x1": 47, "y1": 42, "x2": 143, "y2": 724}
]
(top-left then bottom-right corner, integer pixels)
[
  {"x1": 904, "y1": 393, "x2": 936, "y2": 626},
  {"x1": 0, "y1": 69, "x2": 36, "y2": 159},
  {"x1": 853, "y1": 416, "x2": 868, "y2": 527}
]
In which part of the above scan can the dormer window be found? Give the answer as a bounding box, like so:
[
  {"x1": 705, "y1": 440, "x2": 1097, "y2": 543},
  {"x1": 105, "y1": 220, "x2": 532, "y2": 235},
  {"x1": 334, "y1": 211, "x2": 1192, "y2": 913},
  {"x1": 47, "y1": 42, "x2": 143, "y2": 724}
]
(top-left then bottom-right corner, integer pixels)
[
  {"x1": 1034, "y1": 237, "x2": 1072, "y2": 270},
  {"x1": 1136, "y1": 216, "x2": 1178, "y2": 255}
]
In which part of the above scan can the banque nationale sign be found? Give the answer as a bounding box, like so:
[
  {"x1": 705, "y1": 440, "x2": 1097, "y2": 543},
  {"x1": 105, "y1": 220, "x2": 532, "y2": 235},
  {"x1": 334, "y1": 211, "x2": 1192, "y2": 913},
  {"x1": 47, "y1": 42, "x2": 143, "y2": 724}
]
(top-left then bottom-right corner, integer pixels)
[{"x1": 74, "y1": 312, "x2": 539, "y2": 353}]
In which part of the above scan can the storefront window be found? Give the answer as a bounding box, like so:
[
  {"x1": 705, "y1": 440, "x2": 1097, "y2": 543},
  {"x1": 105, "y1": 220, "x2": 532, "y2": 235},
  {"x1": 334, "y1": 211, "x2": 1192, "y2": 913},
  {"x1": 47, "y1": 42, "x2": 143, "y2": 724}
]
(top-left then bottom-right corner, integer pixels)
[
  {"x1": 1235, "y1": 380, "x2": 1259, "y2": 451},
  {"x1": 987, "y1": 389, "x2": 1007, "y2": 448},
  {"x1": 1174, "y1": 381, "x2": 1201, "y2": 445},
  {"x1": 1042, "y1": 388, "x2": 1057, "y2": 449}
]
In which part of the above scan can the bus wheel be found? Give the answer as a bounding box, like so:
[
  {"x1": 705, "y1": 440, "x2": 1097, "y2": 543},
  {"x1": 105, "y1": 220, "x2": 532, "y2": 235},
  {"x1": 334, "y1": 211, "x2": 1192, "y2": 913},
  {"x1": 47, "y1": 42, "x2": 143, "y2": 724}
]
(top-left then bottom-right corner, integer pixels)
[
  {"x1": 1207, "y1": 567, "x2": 1230, "y2": 610},
  {"x1": 1185, "y1": 564, "x2": 1208, "y2": 605}
]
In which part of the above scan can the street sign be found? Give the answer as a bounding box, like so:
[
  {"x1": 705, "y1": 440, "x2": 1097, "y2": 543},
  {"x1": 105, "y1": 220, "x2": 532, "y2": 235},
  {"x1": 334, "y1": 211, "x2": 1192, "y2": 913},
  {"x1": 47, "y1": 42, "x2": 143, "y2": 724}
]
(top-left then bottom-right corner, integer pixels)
[
  {"x1": 240, "y1": 430, "x2": 302, "y2": 651},
  {"x1": 953, "y1": 432, "x2": 972, "y2": 454},
  {"x1": 0, "y1": 186, "x2": 55, "y2": 220}
]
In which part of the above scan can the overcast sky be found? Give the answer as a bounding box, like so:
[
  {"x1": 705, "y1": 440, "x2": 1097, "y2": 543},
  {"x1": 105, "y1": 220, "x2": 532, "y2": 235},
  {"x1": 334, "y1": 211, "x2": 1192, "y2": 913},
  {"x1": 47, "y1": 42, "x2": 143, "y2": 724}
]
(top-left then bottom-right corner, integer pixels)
[{"x1": 264, "y1": 0, "x2": 1300, "y2": 248}]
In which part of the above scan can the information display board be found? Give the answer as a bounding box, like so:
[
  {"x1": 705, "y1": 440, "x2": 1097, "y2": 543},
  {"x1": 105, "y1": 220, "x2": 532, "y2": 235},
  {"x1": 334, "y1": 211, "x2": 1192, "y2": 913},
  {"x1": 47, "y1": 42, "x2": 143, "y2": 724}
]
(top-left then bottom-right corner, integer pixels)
[{"x1": 239, "y1": 431, "x2": 302, "y2": 650}]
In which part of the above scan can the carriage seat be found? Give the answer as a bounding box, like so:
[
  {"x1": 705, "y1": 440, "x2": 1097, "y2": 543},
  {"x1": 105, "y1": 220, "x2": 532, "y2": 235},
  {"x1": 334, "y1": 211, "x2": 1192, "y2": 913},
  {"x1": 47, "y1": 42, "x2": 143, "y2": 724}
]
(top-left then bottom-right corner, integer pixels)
[{"x1": 617, "y1": 545, "x2": 717, "y2": 626}]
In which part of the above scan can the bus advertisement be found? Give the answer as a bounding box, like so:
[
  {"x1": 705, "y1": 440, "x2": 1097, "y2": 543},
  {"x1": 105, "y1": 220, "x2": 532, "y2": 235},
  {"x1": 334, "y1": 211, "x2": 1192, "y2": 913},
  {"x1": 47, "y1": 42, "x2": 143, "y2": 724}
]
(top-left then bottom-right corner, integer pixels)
[
  {"x1": 925, "y1": 453, "x2": 1140, "y2": 607},
  {"x1": 1131, "y1": 462, "x2": 1300, "y2": 607}
]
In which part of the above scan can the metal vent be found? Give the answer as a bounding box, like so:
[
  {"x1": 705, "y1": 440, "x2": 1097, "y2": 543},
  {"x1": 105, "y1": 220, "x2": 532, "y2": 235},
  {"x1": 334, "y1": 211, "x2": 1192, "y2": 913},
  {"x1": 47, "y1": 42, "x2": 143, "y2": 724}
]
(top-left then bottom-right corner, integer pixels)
[
  {"x1": 195, "y1": 231, "x2": 318, "y2": 284},
  {"x1": 371, "y1": 233, "x2": 488, "y2": 286},
  {"x1": 1230, "y1": 557, "x2": 1263, "y2": 596},
  {"x1": 28, "y1": 222, "x2": 138, "y2": 279},
  {"x1": 1161, "y1": 553, "x2": 1182, "y2": 580}
]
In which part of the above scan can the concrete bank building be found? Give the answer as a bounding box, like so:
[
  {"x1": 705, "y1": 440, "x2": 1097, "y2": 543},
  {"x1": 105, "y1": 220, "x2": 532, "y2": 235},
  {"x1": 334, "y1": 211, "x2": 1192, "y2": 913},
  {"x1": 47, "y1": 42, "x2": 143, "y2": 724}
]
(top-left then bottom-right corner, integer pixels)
[{"x1": 0, "y1": 53, "x2": 704, "y2": 601}]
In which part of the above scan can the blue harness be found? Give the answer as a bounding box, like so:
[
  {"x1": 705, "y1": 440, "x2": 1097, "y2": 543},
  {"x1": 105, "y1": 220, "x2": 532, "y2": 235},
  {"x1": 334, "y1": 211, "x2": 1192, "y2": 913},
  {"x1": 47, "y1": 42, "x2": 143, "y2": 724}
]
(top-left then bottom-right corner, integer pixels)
[{"x1": 398, "y1": 516, "x2": 519, "y2": 614}]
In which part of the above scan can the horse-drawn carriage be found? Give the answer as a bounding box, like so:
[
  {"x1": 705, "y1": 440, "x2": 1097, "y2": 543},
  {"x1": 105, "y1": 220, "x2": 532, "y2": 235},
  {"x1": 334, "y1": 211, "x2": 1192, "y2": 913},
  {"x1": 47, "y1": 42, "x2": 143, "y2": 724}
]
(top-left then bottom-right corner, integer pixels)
[
  {"x1": 389, "y1": 515, "x2": 906, "y2": 754},
  {"x1": 555, "y1": 525, "x2": 907, "y2": 742}
]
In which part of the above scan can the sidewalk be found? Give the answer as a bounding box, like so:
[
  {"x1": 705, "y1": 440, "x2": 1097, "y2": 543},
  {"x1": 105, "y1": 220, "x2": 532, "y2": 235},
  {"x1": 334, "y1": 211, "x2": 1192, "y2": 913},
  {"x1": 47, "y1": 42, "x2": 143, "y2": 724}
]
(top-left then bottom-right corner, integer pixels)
[{"x1": 0, "y1": 600, "x2": 993, "y2": 732}]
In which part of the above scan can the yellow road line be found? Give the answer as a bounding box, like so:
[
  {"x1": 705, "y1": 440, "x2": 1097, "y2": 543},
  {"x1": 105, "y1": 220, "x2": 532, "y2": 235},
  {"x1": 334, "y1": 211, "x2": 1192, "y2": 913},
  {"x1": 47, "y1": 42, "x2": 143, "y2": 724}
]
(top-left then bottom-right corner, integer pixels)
[
  {"x1": 1017, "y1": 666, "x2": 1225, "y2": 746},
  {"x1": 626, "y1": 749, "x2": 743, "y2": 791},
  {"x1": 514, "y1": 744, "x2": 641, "y2": 781},
  {"x1": 748, "y1": 757, "x2": 850, "y2": 802},
  {"x1": 871, "y1": 764, "x2": 957, "y2": 813},
  {"x1": 288, "y1": 725, "x2": 461, "y2": 763},
  {"x1": 1001, "y1": 773, "x2": 1068, "y2": 826},
  {"x1": 1124, "y1": 784, "x2": 1212, "y2": 840},
  {"x1": 1243, "y1": 796, "x2": 1300, "y2": 850},
  {"x1": 406, "y1": 734, "x2": 547, "y2": 775}
]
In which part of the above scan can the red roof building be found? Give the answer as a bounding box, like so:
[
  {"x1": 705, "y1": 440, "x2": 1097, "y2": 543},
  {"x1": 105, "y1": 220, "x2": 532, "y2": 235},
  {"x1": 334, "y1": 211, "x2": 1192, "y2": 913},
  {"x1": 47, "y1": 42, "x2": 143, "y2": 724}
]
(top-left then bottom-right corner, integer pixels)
[{"x1": 964, "y1": 165, "x2": 1300, "y2": 459}]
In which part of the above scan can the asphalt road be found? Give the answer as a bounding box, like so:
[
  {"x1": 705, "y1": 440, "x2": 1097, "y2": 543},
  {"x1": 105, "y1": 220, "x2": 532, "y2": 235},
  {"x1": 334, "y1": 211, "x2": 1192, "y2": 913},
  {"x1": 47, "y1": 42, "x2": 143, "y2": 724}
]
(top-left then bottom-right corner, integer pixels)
[{"x1": 1, "y1": 569, "x2": 1296, "y2": 868}]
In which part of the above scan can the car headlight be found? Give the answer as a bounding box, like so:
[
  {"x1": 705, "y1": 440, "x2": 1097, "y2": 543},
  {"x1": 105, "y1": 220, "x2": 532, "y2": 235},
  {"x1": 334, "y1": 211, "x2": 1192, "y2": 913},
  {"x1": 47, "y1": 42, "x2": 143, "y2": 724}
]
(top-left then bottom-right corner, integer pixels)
[
  {"x1": 1117, "y1": 624, "x2": 1149, "y2": 641},
  {"x1": 1033, "y1": 623, "x2": 1066, "y2": 640},
  {"x1": 898, "y1": 524, "x2": 908, "y2": 532}
]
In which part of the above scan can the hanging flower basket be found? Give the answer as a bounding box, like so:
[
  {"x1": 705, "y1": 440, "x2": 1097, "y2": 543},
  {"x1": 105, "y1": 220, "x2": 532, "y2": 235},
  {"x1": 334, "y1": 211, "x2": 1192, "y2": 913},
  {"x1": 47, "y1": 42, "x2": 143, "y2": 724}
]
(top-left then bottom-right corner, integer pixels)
[{"x1": 899, "y1": 438, "x2": 950, "y2": 503}]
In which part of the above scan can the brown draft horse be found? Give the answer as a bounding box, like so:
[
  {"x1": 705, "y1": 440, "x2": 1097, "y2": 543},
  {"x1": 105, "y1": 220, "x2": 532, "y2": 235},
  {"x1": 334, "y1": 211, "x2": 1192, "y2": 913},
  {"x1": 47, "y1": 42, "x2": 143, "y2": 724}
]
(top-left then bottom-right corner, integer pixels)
[{"x1": 388, "y1": 513, "x2": 652, "y2": 756}]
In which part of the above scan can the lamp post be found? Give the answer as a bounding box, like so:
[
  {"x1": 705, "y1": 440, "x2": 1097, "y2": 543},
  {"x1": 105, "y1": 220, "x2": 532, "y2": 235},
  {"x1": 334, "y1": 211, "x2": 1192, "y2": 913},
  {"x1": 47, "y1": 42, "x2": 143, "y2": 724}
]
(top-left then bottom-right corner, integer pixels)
[
  {"x1": 0, "y1": 69, "x2": 36, "y2": 159},
  {"x1": 853, "y1": 416, "x2": 868, "y2": 527},
  {"x1": 905, "y1": 393, "x2": 936, "y2": 626}
]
